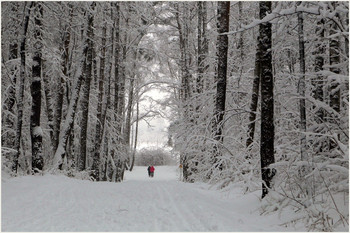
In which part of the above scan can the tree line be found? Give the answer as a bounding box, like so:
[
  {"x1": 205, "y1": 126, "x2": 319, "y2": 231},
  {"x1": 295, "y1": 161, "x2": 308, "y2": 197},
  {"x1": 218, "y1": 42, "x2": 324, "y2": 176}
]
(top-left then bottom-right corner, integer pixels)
[
  {"x1": 164, "y1": 2, "x2": 348, "y2": 230},
  {"x1": 2, "y1": 2, "x2": 161, "y2": 181}
]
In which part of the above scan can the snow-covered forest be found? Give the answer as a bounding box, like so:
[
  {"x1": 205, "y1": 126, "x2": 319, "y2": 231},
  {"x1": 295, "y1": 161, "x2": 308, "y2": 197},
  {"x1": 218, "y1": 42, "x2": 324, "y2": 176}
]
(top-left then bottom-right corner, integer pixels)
[{"x1": 1, "y1": 1, "x2": 349, "y2": 231}]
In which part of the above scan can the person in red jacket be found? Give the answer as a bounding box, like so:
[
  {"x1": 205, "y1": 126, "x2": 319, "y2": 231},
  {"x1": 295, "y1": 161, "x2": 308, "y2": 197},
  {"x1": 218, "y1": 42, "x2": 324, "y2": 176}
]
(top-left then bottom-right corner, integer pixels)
[{"x1": 150, "y1": 166, "x2": 155, "y2": 177}]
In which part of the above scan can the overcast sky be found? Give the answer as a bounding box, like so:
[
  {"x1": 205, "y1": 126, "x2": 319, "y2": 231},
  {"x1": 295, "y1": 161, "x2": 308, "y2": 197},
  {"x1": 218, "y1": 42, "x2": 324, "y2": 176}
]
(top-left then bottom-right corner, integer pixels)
[{"x1": 136, "y1": 87, "x2": 170, "y2": 149}]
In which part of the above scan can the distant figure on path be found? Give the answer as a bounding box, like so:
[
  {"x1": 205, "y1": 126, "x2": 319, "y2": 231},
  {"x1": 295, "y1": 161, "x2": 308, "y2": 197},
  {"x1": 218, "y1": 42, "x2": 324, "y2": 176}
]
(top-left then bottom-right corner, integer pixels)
[
  {"x1": 150, "y1": 166, "x2": 155, "y2": 177},
  {"x1": 147, "y1": 166, "x2": 151, "y2": 177}
]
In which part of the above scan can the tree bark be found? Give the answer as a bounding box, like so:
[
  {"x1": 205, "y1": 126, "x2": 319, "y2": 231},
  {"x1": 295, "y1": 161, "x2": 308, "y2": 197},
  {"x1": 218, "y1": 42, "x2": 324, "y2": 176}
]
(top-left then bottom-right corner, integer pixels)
[
  {"x1": 54, "y1": 5, "x2": 72, "y2": 152},
  {"x1": 53, "y1": 35, "x2": 89, "y2": 170},
  {"x1": 13, "y1": 2, "x2": 32, "y2": 174},
  {"x1": 116, "y1": 22, "x2": 126, "y2": 141},
  {"x1": 175, "y1": 2, "x2": 193, "y2": 181},
  {"x1": 129, "y1": 95, "x2": 139, "y2": 172},
  {"x1": 78, "y1": 2, "x2": 95, "y2": 172},
  {"x1": 313, "y1": 19, "x2": 325, "y2": 123},
  {"x1": 329, "y1": 6, "x2": 341, "y2": 114},
  {"x1": 297, "y1": 3, "x2": 307, "y2": 161},
  {"x1": 53, "y1": 68, "x2": 85, "y2": 170},
  {"x1": 31, "y1": 2, "x2": 44, "y2": 172},
  {"x1": 91, "y1": 21, "x2": 107, "y2": 181},
  {"x1": 113, "y1": 2, "x2": 120, "y2": 121},
  {"x1": 124, "y1": 57, "x2": 135, "y2": 148},
  {"x1": 197, "y1": 1, "x2": 204, "y2": 94},
  {"x1": 259, "y1": 1, "x2": 275, "y2": 199},
  {"x1": 213, "y1": 1, "x2": 230, "y2": 167},
  {"x1": 101, "y1": 34, "x2": 113, "y2": 180}
]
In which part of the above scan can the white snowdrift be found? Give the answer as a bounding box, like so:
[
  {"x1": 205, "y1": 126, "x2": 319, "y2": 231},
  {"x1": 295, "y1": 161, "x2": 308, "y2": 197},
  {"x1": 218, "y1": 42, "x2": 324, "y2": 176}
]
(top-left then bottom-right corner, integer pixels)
[{"x1": 2, "y1": 166, "x2": 306, "y2": 231}]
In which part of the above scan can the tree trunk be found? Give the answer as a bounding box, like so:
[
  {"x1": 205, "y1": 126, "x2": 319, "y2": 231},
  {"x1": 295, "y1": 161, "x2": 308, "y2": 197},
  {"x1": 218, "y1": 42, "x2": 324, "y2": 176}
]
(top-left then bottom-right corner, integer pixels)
[
  {"x1": 101, "y1": 34, "x2": 113, "y2": 180},
  {"x1": 259, "y1": 1, "x2": 275, "y2": 199},
  {"x1": 31, "y1": 2, "x2": 44, "y2": 173},
  {"x1": 196, "y1": 1, "x2": 208, "y2": 120},
  {"x1": 53, "y1": 6, "x2": 90, "y2": 170},
  {"x1": 175, "y1": 3, "x2": 194, "y2": 181},
  {"x1": 313, "y1": 19, "x2": 325, "y2": 123},
  {"x1": 91, "y1": 21, "x2": 107, "y2": 181},
  {"x1": 124, "y1": 50, "x2": 137, "y2": 150},
  {"x1": 297, "y1": 4, "x2": 307, "y2": 161},
  {"x1": 113, "y1": 2, "x2": 120, "y2": 121},
  {"x1": 213, "y1": 1, "x2": 230, "y2": 167},
  {"x1": 78, "y1": 2, "x2": 95, "y2": 172},
  {"x1": 197, "y1": 1, "x2": 204, "y2": 94},
  {"x1": 54, "y1": 6, "x2": 72, "y2": 152},
  {"x1": 13, "y1": 2, "x2": 32, "y2": 174},
  {"x1": 129, "y1": 95, "x2": 139, "y2": 172},
  {"x1": 42, "y1": 61, "x2": 55, "y2": 149},
  {"x1": 237, "y1": 1, "x2": 244, "y2": 87},
  {"x1": 329, "y1": 7, "x2": 341, "y2": 114},
  {"x1": 117, "y1": 39, "x2": 126, "y2": 140},
  {"x1": 115, "y1": 35, "x2": 127, "y2": 181}
]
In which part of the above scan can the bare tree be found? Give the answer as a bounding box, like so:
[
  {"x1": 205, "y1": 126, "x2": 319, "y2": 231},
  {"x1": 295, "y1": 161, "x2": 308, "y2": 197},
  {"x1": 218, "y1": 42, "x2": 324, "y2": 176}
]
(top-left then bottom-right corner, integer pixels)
[
  {"x1": 30, "y1": 2, "x2": 44, "y2": 172},
  {"x1": 78, "y1": 2, "x2": 95, "y2": 172},
  {"x1": 297, "y1": 2, "x2": 307, "y2": 161},
  {"x1": 259, "y1": 1, "x2": 275, "y2": 199},
  {"x1": 13, "y1": 2, "x2": 33, "y2": 173},
  {"x1": 212, "y1": 1, "x2": 230, "y2": 168},
  {"x1": 91, "y1": 18, "x2": 107, "y2": 181}
]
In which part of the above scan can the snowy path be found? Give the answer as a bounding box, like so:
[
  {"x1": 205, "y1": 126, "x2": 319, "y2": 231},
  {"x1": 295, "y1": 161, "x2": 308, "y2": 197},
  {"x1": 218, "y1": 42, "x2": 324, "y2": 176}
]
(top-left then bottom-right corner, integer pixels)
[{"x1": 2, "y1": 166, "x2": 299, "y2": 231}]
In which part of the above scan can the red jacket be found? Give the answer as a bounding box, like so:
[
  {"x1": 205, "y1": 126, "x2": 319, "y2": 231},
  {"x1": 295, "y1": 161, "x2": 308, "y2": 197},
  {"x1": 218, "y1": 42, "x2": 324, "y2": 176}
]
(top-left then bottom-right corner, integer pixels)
[{"x1": 150, "y1": 166, "x2": 155, "y2": 172}]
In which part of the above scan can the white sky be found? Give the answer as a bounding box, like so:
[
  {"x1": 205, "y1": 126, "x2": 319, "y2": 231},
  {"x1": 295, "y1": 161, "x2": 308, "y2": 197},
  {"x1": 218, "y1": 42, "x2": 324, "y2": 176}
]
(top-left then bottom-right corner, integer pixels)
[{"x1": 136, "y1": 88, "x2": 170, "y2": 149}]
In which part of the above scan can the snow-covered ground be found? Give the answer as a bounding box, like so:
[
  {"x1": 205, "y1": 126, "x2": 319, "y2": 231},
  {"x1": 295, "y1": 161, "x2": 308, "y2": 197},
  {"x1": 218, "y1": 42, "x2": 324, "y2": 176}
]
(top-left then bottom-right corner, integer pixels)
[{"x1": 2, "y1": 166, "x2": 307, "y2": 231}]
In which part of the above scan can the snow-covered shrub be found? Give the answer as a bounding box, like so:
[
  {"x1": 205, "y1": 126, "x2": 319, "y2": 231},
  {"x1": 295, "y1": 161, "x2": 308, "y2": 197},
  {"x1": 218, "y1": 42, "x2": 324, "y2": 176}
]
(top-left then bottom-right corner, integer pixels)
[{"x1": 135, "y1": 147, "x2": 176, "y2": 166}]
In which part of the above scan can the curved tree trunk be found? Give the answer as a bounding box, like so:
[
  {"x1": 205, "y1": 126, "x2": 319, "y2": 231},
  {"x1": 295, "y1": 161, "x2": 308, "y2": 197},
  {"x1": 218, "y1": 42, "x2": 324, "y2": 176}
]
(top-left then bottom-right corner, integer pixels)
[{"x1": 53, "y1": 6, "x2": 90, "y2": 170}]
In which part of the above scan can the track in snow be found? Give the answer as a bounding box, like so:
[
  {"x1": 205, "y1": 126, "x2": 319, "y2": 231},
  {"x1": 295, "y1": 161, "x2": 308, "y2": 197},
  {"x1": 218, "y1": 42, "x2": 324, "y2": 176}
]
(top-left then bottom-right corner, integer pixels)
[{"x1": 2, "y1": 166, "x2": 297, "y2": 231}]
